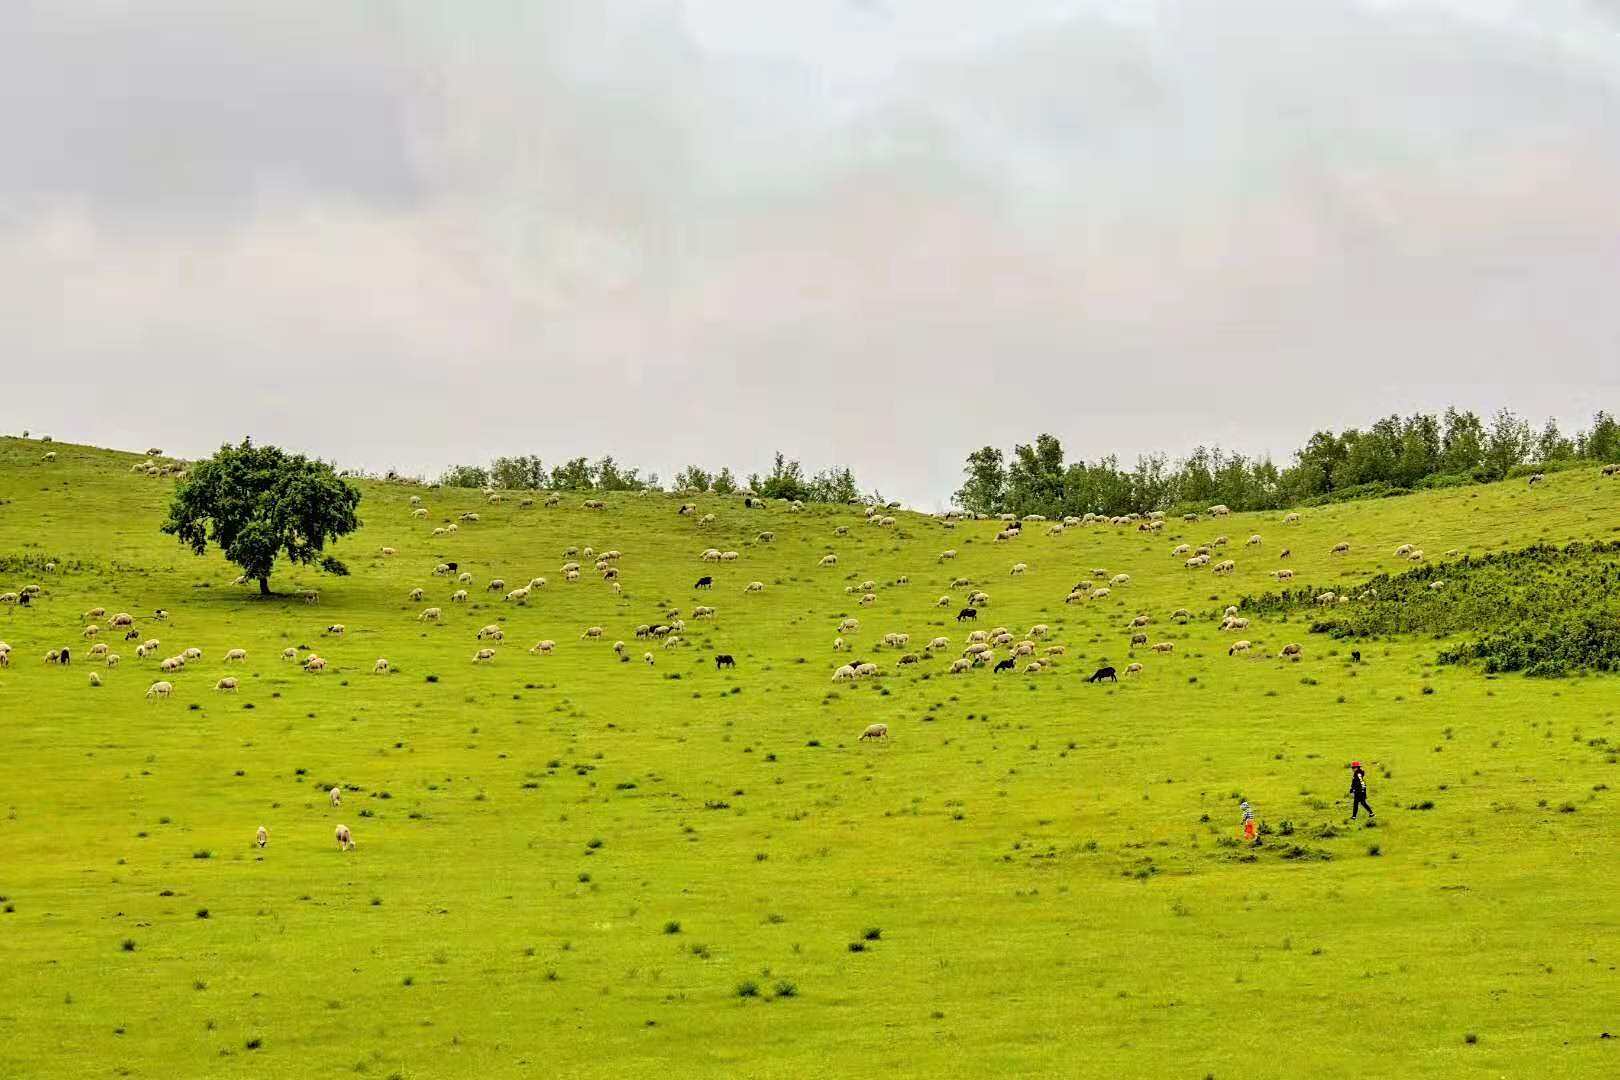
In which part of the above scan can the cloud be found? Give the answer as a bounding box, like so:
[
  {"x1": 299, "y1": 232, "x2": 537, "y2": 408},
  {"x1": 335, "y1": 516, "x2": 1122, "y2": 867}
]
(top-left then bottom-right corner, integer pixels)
[{"x1": 3, "y1": 1, "x2": 1618, "y2": 505}]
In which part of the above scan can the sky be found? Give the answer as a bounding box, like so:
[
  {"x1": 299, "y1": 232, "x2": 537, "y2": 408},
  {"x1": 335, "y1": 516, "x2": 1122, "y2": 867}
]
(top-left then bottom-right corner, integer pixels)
[{"x1": 4, "y1": 0, "x2": 1619, "y2": 508}]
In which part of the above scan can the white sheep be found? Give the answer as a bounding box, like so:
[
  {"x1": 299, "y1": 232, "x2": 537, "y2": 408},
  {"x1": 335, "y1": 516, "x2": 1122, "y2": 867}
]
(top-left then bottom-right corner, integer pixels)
[
  {"x1": 420, "y1": 606, "x2": 443, "y2": 622},
  {"x1": 335, "y1": 824, "x2": 355, "y2": 851},
  {"x1": 214, "y1": 677, "x2": 238, "y2": 692},
  {"x1": 145, "y1": 680, "x2": 173, "y2": 701},
  {"x1": 529, "y1": 640, "x2": 556, "y2": 655},
  {"x1": 474, "y1": 647, "x2": 497, "y2": 662},
  {"x1": 859, "y1": 723, "x2": 889, "y2": 740},
  {"x1": 819, "y1": 554, "x2": 838, "y2": 567},
  {"x1": 374, "y1": 658, "x2": 390, "y2": 674},
  {"x1": 256, "y1": 825, "x2": 269, "y2": 848}
]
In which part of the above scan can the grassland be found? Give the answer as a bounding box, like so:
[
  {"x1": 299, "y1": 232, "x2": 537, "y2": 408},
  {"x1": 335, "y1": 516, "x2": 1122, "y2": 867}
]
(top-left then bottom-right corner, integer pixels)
[{"x1": 1, "y1": 435, "x2": 1618, "y2": 1079}]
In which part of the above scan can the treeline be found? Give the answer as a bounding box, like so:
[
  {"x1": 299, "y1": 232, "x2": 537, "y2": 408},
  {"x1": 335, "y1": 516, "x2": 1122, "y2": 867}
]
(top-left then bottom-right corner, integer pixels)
[
  {"x1": 956, "y1": 408, "x2": 1620, "y2": 518},
  {"x1": 438, "y1": 449, "x2": 863, "y2": 504}
]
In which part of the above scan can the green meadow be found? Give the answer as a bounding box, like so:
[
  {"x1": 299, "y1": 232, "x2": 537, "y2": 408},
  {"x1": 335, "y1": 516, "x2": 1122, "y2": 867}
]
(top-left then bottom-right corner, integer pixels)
[{"x1": 1, "y1": 435, "x2": 1617, "y2": 1079}]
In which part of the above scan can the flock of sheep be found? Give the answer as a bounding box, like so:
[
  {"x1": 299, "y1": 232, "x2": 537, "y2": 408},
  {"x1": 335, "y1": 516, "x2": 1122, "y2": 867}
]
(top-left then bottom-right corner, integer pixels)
[{"x1": 11, "y1": 454, "x2": 1614, "y2": 854}]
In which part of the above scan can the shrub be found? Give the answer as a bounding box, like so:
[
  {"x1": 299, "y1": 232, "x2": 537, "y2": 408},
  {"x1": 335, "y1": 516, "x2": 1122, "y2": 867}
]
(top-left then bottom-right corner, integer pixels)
[{"x1": 736, "y1": 980, "x2": 760, "y2": 998}]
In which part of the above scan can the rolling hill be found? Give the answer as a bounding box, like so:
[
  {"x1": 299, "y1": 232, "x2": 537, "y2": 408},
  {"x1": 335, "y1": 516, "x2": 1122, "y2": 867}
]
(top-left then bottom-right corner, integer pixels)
[{"x1": 1, "y1": 435, "x2": 1618, "y2": 1080}]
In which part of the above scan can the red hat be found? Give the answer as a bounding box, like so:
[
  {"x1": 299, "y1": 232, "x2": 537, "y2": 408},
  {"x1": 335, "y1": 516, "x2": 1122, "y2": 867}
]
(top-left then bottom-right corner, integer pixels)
[{"x1": 1348, "y1": 760, "x2": 1362, "y2": 768}]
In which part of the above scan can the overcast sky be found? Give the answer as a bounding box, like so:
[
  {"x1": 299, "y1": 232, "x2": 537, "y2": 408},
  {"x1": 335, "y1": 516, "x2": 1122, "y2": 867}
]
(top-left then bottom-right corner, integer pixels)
[{"x1": 5, "y1": 1, "x2": 1619, "y2": 507}]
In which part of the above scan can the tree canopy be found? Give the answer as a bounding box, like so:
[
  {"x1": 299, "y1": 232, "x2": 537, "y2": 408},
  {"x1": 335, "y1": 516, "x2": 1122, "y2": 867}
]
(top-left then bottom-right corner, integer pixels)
[
  {"x1": 163, "y1": 439, "x2": 362, "y2": 595},
  {"x1": 954, "y1": 408, "x2": 1619, "y2": 518}
]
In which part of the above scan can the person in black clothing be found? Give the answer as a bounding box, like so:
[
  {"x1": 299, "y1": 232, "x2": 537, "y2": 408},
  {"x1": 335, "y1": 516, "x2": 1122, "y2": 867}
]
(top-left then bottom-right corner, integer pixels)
[{"x1": 1348, "y1": 761, "x2": 1374, "y2": 819}]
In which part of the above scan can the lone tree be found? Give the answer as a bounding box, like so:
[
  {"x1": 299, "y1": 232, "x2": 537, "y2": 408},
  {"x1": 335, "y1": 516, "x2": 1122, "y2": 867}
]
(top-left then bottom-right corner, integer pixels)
[{"x1": 163, "y1": 439, "x2": 362, "y2": 596}]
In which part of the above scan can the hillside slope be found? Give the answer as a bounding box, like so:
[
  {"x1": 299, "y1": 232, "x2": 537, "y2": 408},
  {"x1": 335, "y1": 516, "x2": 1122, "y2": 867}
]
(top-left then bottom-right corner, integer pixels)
[{"x1": 1, "y1": 436, "x2": 1618, "y2": 1080}]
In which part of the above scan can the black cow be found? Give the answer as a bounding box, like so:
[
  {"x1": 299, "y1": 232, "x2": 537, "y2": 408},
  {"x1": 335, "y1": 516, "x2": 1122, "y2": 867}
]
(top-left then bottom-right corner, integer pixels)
[
  {"x1": 694, "y1": 576, "x2": 713, "y2": 589},
  {"x1": 56, "y1": 647, "x2": 72, "y2": 665},
  {"x1": 1086, "y1": 666, "x2": 1117, "y2": 683},
  {"x1": 956, "y1": 607, "x2": 978, "y2": 622},
  {"x1": 715, "y1": 654, "x2": 736, "y2": 670},
  {"x1": 1351, "y1": 650, "x2": 1361, "y2": 663},
  {"x1": 18, "y1": 592, "x2": 30, "y2": 607},
  {"x1": 124, "y1": 629, "x2": 140, "y2": 641},
  {"x1": 445, "y1": 563, "x2": 458, "y2": 573},
  {"x1": 993, "y1": 658, "x2": 1015, "y2": 673}
]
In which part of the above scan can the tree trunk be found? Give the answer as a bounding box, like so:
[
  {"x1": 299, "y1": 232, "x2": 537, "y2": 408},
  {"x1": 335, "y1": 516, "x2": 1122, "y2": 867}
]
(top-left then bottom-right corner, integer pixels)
[{"x1": 259, "y1": 576, "x2": 271, "y2": 596}]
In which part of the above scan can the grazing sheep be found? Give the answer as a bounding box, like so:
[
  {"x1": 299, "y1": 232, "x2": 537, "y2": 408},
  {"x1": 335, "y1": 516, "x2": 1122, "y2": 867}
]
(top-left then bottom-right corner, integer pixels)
[
  {"x1": 256, "y1": 825, "x2": 268, "y2": 848},
  {"x1": 1129, "y1": 614, "x2": 1150, "y2": 628},
  {"x1": 938, "y1": 549, "x2": 957, "y2": 563},
  {"x1": 221, "y1": 648, "x2": 247, "y2": 663},
  {"x1": 419, "y1": 606, "x2": 443, "y2": 623},
  {"x1": 281, "y1": 647, "x2": 297, "y2": 661},
  {"x1": 1130, "y1": 632, "x2": 1148, "y2": 646},
  {"x1": 1125, "y1": 662, "x2": 1143, "y2": 675},
  {"x1": 335, "y1": 824, "x2": 355, "y2": 851},
  {"x1": 838, "y1": 618, "x2": 860, "y2": 633},
  {"x1": 1283, "y1": 512, "x2": 1301, "y2": 524},
  {"x1": 1279, "y1": 548, "x2": 1291, "y2": 559},
  {"x1": 1429, "y1": 579, "x2": 1446, "y2": 591},
  {"x1": 1221, "y1": 617, "x2": 1250, "y2": 631},
  {"x1": 380, "y1": 546, "x2": 397, "y2": 557},
  {"x1": 88, "y1": 642, "x2": 108, "y2": 658},
  {"x1": 487, "y1": 578, "x2": 506, "y2": 592},
  {"x1": 214, "y1": 677, "x2": 238, "y2": 692},
  {"x1": 1394, "y1": 543, "x2": 1414, "y2": 557},
  {"x1": 1246, "y1": 534, "x2": 1263, "y2": 546},
  {"x1": 819, "y1": 554, "x2": 838, "y2": 567},
  {"x1": 1527, "y1": 472, "x2": 1545, "y2": 487},
  {"x1": 855, "y1": 662, "x2": 879, "y2": 677},
  {"x1": 413, "y1": 507, "x2": 429, "y2": 518},
  {"x1": 530, "y1": 640, "x2": 557, "y2": 655},
  {"x1": 1315, "y1": 591, "x2": 1338, "y2": 606},
  {"x1": 503, "y1": 587, "x2": 531, "y2": 604},
  {"x1": 1209, "y1": 504, "x2": 1230, "y2": 516},
  {"x1": 326, "y1": 624, "x2": 345, "y2": 635},
  {"x1": 1408, "y1": 549, "x2": 1425, "y2": 562},
  {"x1": 1173, "y1": 608, "x2": 1191, "y2": 622},
  {"x1": 948, "y1": 657, "x2": 972, "y2": 674},
  {"x1": 1090, "y1": 588, "x2": 1111, "y2": 600},
  {"x1": 833, "y1": 664, "x2": 857, "y2": 681},
  {"x1": 473, "y1": 647, "x2": 497, "y2": 663},
  {"x1": 373, "y1": 658, "x2": 390, "y2": 674},
  {"x1": 302, "y1": 591, "x2": 320, "y2": 606},
  {"x1": 82, "y1": 607, "x2": 107, "y2": 623},
  {"x1": 456, "y1": 571, "x2": 474, "y2": 585},
  {"x1": 1010, "y1": 562, "x2": 1027, "y2": 575},
  {"x1": 581, "y1": 626, "x2": 604, "y2": 640},
  {"x1": 1331, "y1": 542, "x2": 1351, "y2": 555},
  {"x1": 1274, "y1": 569, "x2": 1295, "y2": 581},
  {"x1": 612, "y1": 640, "x2": 626, "y2": 655},
  {"x1": 1029, "y1": 624, "x2": 1049, "y2": 638},
  {"x1": 1228, "y1": 640, "x2": 1252, "y2": 655},
  {"x1": 744, "y1": 581, "x2": 765, "y2": 594},
  {"x1": 81, "y1": 624, "x2": 101, "y2": 641},
  {"x1": 1151, "y1": 642, "x2": 1174, "y2": 653},
  {"x1": 88, "y1": 671, "x2": 101, "y2": 687},
  {"x1": 1212, "y1": 560, "x2": 1236, "y2": 574},
  {"x1": 145, "y1": 680, "x2": 173, "y2": 701},
  {"x1": 1280, "y1": 643, "x2": 1303, "y2": 658},
  {"x1": 182, "y1": 647, "x2": 203, "y2": 661},
  {"x1": 1171, "y1": 544, "x2": 1191, "y2": 557},
  {"x1": 158, "y1": 656, "x2": 183, "y2": 673},
  {"x1": 644, "y1": 651, "x2": 655, "y2": 665},
  {"x1": 110, "y1": 612, "x2": 134, "y2": 628},
  {"x1": 477, "y1": 624, "x2": 504, "y2": 640},
  {"x1": 304, "y1": 656, "x2": 328, "y2": 673},
  {"x1": 528, "y1": 577, "x2": 547, "y2": 589}
]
